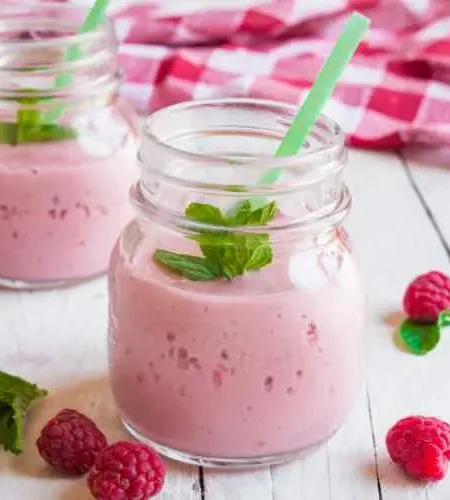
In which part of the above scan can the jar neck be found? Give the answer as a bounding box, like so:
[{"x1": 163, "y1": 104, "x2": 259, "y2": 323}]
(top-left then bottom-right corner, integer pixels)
[
  {"x1": 0, "y1": 2, "x2": 120, "y2": 117},
  {"x1": 133, "y1": 98, "x2": 350, "y2": 241}
]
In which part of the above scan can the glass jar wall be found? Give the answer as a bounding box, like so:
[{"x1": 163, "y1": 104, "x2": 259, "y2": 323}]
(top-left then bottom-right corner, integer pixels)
[
  {"x1": 0, "y1": 2, "x2": 138, "y2": 288},
  {"x1": 108, "y1": 98, "x2": 365, "y2": 467}
]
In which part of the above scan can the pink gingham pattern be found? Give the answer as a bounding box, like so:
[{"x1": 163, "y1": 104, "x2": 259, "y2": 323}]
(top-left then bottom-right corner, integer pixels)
[{"x1": 112, "y1": 0, "x2": 450, "y2": 149}]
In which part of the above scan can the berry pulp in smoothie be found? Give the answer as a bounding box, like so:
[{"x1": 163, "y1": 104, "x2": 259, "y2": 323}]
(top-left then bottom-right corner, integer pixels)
[
  {"x1": 0, "y1": 136, "x2": 136, "y2": 284},
  {"x1": 109, "y1": 226, "x2": 364, "y2": 459}
]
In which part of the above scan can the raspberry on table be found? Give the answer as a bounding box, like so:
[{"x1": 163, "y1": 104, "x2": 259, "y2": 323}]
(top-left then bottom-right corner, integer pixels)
[
  {"x1": 386, "y1": 416, "x2": 450, "y2": 481},
  {"x1": 36, "y1": 408, "x2": 108, "y2": 475},
  {"x1": 87, "y1": 441, "x2": 166, "y2": 499},
  {"x1": 403, "y1": 271, "x2": 450, "y2": 323}
]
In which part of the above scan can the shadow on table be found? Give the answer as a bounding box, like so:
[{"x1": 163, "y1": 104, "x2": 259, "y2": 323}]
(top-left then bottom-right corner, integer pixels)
[
  {"x1": 361, "y1": 456, "x2": 428, "y2": 491},
  {"x1": 382, "y1": 311, "x2": 404, "y2": 328},
  {"x1": 1, "y1": 376, "x2": 126, "y2": 480},
  {"x1": 59, "y1": 480, "x2": 93, "y2": 500}
]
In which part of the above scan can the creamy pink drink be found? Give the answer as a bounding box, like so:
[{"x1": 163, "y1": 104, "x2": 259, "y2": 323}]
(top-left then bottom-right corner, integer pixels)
[
  {"x1": 0, "y1": 136, "x2": 136, "y2": 285},
  {"x1": 0, "y1": 3, "x2": 138, "y2": 288},
  {"x1": 109, "y1": 225, "x2": 364, "y2": 460},
  {"x1": 108, "y1": 99, "x2": 365, "y2": 466}
]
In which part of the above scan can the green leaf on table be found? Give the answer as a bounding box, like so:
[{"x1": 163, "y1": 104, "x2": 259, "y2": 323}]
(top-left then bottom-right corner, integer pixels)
[
  {"x1": 438, "y1": 311, "x2": 450, "y2": 328},
  {"x1": 399, "y1": 319, "x2": 440, "y2": 356},
  {"x1": 154, "y1": 250, "x2": 221, "y2": 281},
  {"x1": 0, "y1": 371, "x2": 48, "y2": 455}
]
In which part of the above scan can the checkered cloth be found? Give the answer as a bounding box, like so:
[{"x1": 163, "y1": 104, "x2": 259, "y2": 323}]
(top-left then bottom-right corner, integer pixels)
[{"x1": 111, "y1": 0, "x2": 450, "y2": 150}]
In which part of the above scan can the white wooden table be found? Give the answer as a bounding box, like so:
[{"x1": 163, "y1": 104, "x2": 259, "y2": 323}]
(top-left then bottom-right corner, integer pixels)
[
  {"x1": 1, "y1": 148, "x2": 450, "y2": 500},
  {"x1": 2, "y1": 1, "x2": 450, "y2": 499}
]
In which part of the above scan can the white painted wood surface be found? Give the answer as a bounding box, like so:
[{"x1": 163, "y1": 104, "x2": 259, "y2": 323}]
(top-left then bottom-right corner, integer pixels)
[
  {"x1": 2, "y1": 148, "x2": 450, "y2": 500},
  {"x1": 2, "y1": 0, "x2": 449, "y2": 499}
]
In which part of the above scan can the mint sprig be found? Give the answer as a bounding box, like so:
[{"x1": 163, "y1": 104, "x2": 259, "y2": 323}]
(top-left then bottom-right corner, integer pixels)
[
  {"x1": 0, "y1": 371, "x2": 47, "y2": 455},
  {"x1": 0, "y1": 90, "x2": 76, "y2": 146},
  {"x1": 154, "y1": 250, "x2": 221, "y2": 281},
  {"x1": 154, "y1": 200, "x2": 278, "y2": 281}
]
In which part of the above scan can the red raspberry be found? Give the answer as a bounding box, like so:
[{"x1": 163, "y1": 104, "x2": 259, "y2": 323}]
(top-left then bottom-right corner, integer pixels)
[
  {"x1": 403, "y1": 271, "x2": 450, "y2": 323},
  {"x1": 87, "y1": 441, "x2": 166, "y2": 499},
  {"x1": 386, "y1": 416, "x2": 450, "y2": 481},
  {"x1": 36, "y1": 409, "x2": 108, "y2": 475}
]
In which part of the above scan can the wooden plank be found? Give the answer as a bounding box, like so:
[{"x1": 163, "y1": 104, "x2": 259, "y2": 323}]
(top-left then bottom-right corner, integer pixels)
[
  {"x1": 345, "y1": 149, "x2": 450, "y2": 500},
  {"x1": 204, "y1": 468, "x2": 273, "y2": 500},
  {"x1": 0, "y1": 281, "x2": 201, "y2": 500},
  {"x1": 401, "y1": 154, "x2": 450, "y2": 255},
  {"x1": 398, "y1": 154, "x2": 450, "y2": 500}
]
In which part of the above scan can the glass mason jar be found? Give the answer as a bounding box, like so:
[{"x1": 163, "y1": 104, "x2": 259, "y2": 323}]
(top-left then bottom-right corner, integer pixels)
[
  {"x1": 0, "y1": 2, "x2": 138, "y2": 289},
  {"x1": 108, "y1": 98, "x2": 365, "y2": 467}
]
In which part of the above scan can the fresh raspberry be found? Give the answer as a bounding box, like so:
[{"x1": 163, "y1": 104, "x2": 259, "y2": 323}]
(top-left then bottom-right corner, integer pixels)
[
  {"x1": 36, "y1": 409, "x2": 108, "y2": 475},
  {"x1": 87, "y1": 441, "x2": 166, "y2": 499},
  {"x1": 386, "y1": 416, "x2": 450, "y2": 481},
  {"x1": 403, "y1": 271, "x2": 450, "y2": 323}
]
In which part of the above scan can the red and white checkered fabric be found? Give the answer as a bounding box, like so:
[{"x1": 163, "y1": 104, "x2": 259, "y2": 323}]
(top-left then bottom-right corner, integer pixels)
[{"x1": 111, "y1": 0, "x2": 450, "y2": 150}]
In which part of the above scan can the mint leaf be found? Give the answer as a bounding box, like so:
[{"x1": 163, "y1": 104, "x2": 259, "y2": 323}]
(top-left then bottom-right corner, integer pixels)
[
  {"x1": 245, "y1": 238, "x2": 273, "y2": 271},
  {"x1": 0, "y1": 371, "x2": 47, "y2": 455},
  {"x1": 18, "y1": 124, "x2": 77, "y2": 143},
  {"x1": 157, "y1": 200, "x2": 278, "y2": 281},
  {"x1": 222, "y1": 233, "x2": 272, "y2": 277},
  {"x1": 193, "y1": 232, "x2": 272, "y2": 279},
  {"x1": 186, "y1": 203, "x2": 227, "y2": 226},
  {"x1": 0, "y1": 89, "x2": 77, "y2": 146},
  {"x1": 228, "y1": 200, "x2": 278, "y2": 226},
  {"x1": 439, "y1": 311, "x2": 450, "y2": 328},
  {"x1": 0, "y1": 124, "x2": 18, "y2": 146},
  {"x1": 0, "y1": 404, "x2": 17, "y2": 455},
  {"x1": 191, "y1": 232, "x2": 227, "y2": 268},
  {"x1": 154, "y1": 250, "x2": 221, "y2": 281},
  {"x1": 399, "y1": 320, "x2": 440, "y2": 355},
  {"x1": 247, "y1": 201, "x2": 278, "y2": 225},
  {"x1": 227, "y1": 201, "x2": 253, "y2": 226}
]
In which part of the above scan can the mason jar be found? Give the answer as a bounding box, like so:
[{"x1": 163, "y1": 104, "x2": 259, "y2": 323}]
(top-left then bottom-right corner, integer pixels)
[
  {"x1": 108, "y1": 98, "x2": 365, "y2": 467},
  {"x1": 0, "y1": 2, "x2": 138, "y2": 289}
]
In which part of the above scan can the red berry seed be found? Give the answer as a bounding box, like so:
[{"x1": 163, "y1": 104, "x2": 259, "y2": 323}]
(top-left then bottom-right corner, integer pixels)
[
  {"x1": 36, "y1": 409, "x2": 108, "y2": 475},
  {"x1": 386, "y1": 416, "x2": 450, "y2": 481},
  {"x1": 403, "y1": 271, "x2": 450, "y2": 323},
  {"x1": 87, "y1": 441, "x2": 166, "y2": 499}
]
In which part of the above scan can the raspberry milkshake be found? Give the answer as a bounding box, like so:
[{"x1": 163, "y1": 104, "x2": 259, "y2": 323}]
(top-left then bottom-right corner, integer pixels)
[
  {"x1": 0, "y1": 3, "x2": 138, "y2": 288},
  {"x1": 108, "y1": 99, "x2": 365, "y2": 466},
  {"x1": 0, "y1": 134, "x2": 136, "y2": 286},
  {"x1": 109, "y1": 224, "x2": 364, "y2": 463}
]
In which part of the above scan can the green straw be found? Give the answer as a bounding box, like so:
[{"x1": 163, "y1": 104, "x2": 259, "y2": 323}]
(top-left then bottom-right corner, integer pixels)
[
  {"x1": 258, "y1": 12, "x2": 370, "y2": 187},
  {"x1": 42, "y1": 0, "x2": 111, "y2": 123}
]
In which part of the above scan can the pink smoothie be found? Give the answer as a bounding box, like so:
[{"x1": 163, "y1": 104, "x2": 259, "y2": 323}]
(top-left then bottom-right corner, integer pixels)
[
  {"x1": 109, "y1": 224, "x2": 364, "y2": 459},
  {"x1": 0, "y1": 136, "x2": 136, "y2": 284}
]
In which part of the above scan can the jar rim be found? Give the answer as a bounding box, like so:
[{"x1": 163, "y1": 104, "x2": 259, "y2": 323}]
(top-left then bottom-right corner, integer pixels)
[
  {"x1": 142, "y1": 97, "x2": 345, "y2": 172},
  {"x1": 0, "y1": 1, "x2": 113, "y2": 50},
  {"x1": 0, "y1": 1, "x2": 119, "y2": 106}
]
